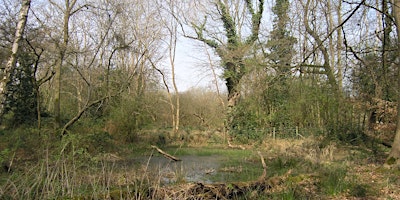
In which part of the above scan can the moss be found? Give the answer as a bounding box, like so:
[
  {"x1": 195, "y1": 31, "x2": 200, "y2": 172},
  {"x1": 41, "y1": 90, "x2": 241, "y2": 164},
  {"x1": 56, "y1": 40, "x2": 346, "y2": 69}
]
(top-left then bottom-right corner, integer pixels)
[
  {"x1": 350, "y1": 184, "x2": 369, "y2": 198},
  {"x1": 287, "y1": 174, "x2": 306, "y2": 183},
  {"x1": 386, "y1": 157, "x2": 397, "y2": 165}
]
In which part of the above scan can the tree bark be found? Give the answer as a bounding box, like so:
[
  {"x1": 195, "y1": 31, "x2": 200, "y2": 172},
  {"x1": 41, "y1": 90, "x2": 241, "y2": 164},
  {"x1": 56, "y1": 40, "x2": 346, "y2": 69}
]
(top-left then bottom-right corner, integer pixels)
[
  {"x1": 0, "y1": 0, "x2": 31, "y2": 123},
  {"x1": 387, "y1": 0, "x2": 400, "y2": 166},
  {"x1": 168, "y1": 3, "x2": 180, "y2": 134},
  {"x1": 336, "y1": 0, "x2": 343, "y2": 92},
  {"x1": 53, "y1": 0, "x2": 77, "y2": 129}
]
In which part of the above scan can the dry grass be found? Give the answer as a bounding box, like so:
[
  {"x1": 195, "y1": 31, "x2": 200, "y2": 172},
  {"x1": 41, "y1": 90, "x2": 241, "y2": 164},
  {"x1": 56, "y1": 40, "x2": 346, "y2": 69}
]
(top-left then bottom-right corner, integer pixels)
[
  {"x1": 261, "y1": 137, "x2": 339, "y2": 164},
  {"x1": 259, "y1": 137, "x2": 400, "y2": 199},
  {"x1": 1, "y1": 132, "x2": 400, "y2": 199}
]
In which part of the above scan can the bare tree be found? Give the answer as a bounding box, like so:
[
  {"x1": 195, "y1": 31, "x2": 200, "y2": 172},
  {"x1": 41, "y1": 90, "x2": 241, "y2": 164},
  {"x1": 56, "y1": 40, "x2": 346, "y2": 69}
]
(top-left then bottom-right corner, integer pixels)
[
  {"x1": 49, "y1": 0, "x2": 80, "y2": 128},
  {"x1": 158, "y1": 0, "x2": 181, "y2": 134},
  {"x1": 59, "y1": 0, "x2": 163, "y2": 135},
  {"x1": 302, "y1": 0, "x2": 339, "y2": 94}
]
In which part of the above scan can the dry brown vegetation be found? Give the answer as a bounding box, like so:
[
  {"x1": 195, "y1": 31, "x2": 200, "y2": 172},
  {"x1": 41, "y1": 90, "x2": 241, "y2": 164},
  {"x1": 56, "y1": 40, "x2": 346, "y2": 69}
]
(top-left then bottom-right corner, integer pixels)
[{"x1": 1, "y1": 129, "x2": 400, "y2": 199}]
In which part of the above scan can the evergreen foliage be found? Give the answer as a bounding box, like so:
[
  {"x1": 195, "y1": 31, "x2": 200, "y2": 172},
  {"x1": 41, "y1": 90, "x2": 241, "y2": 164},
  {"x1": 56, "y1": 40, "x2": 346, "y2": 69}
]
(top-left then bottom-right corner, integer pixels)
[
  {"x1": 4, "y1": 49, "x2": 37, "y2": 126},
  {"x1": 266, "y1": 0, "x2": 297, "y2": 76}
]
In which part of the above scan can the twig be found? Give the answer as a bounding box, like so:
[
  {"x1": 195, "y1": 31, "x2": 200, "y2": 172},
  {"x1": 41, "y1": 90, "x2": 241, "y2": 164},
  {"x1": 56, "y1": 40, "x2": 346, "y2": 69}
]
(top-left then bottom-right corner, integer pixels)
[{"x1": 7, "y1": 151, "x2": 15, "y2": 173}]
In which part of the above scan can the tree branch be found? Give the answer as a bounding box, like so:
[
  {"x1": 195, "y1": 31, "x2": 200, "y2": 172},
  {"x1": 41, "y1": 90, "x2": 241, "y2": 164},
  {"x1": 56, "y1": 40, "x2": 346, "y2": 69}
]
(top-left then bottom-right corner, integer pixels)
[
  {"x1": 61, "y1": 96, "x2": 106, "y2": 136},
  {"x1": 189, "y1": 17, "x2": 219, "y2": 49},
  {"x1": 245, "y1": 0, "x2": 264, "y2": 45},
  {"x1": 217, "y1": 0, "x2": 239, "y2": 47},
  {"x1": 301, "y1": 0, "x2": 366, "y2": 64}
]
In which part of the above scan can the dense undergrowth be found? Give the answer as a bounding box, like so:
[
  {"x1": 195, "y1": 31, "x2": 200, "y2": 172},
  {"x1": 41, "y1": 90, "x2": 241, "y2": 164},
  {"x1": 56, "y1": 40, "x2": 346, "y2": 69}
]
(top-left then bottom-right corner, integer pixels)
[{"x1": 0, "y1": 125, "x2": 399, "y2": 199}]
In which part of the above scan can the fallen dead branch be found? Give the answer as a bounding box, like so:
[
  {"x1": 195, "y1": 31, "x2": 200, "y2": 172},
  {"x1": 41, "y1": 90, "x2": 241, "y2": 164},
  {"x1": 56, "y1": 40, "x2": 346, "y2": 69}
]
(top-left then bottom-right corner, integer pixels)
[
  {"x1": 227, "y1": 140, "x2": 246, "y2": 150},
  {"x1": 151, "y1": 145, "x2": 181, "y2": 161},
  {"x1": 150, "y1": 151, "x2": 292, "y2": 199},
  {"x1": 258, "y1": 151, "x2": 267, "y2": 180}
]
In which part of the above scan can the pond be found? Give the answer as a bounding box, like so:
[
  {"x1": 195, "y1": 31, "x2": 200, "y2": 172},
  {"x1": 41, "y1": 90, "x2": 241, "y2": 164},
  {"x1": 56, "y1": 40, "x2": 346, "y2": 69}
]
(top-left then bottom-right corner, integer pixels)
[
  {"x1": 109, "y1": 147, "x2": 261, "y2": 185},
  {"x1": 127, "y1": 155, "x2": 224, "y2": 184}
]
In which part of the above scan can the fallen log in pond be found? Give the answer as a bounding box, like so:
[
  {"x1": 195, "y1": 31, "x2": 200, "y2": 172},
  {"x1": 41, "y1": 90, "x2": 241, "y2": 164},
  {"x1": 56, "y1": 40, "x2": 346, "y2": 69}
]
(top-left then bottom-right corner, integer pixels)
[
  {"x1": 151, "y1": 145, "x2": 181, "y2": 161},
  {"x1": 150, "y1": 151, "x2": 292, "y2": 199}
]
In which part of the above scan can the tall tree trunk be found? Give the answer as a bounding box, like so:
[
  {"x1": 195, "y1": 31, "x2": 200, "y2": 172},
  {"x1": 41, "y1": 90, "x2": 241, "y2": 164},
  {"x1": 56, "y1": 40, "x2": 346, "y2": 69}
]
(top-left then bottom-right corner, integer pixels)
[
  {"x1": 168, "y1": 0, "x2": 180, "y2": 133},
  {"x1": 170, "y1": 37, "x2": 180, "y2": 134},
  {"x1": 336, "y1": 0, "x2": 343, "y2": 92},
  {"x1": 327, "y1": 0, "x2": 335, "y2": 76},
  {"x1": 387, "y1": 0, "x2": 400, "y2": 166},
  {"x1": 382, "y1": 0, "x2": 393, "y2": 100},
  {"x1": 167, "y1": 19, "x2": 180, "y2": 134},
  {"x1": 155, "y1": 0, "x2": 180, "y2": 135},
  {"x1": 54, "y1": 0, "x2": 77, "y2": 129},
  {"x1": 0, "y1": 0, "x2": 31, "y2": 124}
]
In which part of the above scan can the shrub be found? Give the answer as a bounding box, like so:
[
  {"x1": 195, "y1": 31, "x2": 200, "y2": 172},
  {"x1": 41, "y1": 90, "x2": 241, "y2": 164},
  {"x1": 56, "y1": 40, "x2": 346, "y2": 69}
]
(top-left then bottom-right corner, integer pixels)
[{"x1": 106, "y1": 96, "x2": 151, "y2": 143}]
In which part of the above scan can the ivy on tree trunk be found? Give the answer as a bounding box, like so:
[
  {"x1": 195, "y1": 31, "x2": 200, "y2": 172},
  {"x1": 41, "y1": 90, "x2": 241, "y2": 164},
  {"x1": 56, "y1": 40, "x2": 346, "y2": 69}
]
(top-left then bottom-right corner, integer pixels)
[{"x1": 188, "y1": 0, "x2": 264, "y2": 133}]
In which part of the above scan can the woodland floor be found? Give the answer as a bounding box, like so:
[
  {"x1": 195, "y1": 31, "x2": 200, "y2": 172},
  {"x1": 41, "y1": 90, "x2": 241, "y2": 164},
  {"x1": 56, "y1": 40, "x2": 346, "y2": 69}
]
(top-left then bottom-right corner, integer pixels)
[{"x1": 1, "y1": 130, "x2": 400, "y2": 199}]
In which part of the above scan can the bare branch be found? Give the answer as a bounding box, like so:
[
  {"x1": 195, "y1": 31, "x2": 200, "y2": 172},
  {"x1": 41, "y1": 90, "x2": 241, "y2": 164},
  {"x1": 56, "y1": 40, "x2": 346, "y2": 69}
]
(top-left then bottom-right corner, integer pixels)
[{"x1": 301, "y1": 0, "x2": 366, "y2": 65}]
